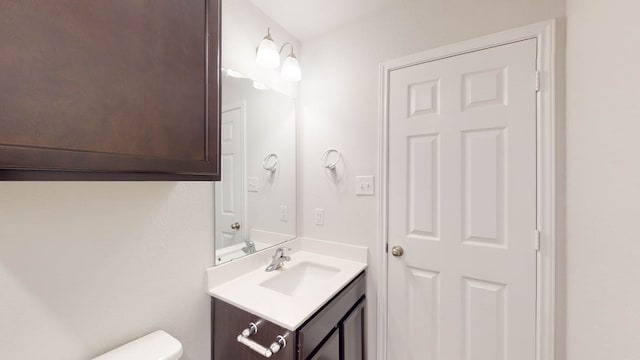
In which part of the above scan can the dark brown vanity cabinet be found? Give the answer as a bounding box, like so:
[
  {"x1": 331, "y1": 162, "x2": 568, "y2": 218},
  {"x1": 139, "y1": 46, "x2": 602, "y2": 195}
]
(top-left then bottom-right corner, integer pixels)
[
  {"x1": 0, "y1": 0, "x2": 220, "y2": 180},
  {"x1": 212, "y1": 272, "x2": 366, "y2": 360}
]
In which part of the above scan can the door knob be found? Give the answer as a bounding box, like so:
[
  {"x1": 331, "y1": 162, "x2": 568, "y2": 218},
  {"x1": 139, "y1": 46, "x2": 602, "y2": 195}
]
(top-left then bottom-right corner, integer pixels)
[
  {"x1": 391, "y1": 245, "x2": 404, "y2": 257},
  {"x1": 231, "y1": 222, "x2": 241, "y2": 230}
]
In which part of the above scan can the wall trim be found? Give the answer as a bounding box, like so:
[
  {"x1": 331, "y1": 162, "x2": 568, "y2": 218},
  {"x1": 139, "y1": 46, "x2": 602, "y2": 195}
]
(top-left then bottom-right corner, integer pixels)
[{"x1": 376, "y1": 19, "x2": 558, "y2": 360}]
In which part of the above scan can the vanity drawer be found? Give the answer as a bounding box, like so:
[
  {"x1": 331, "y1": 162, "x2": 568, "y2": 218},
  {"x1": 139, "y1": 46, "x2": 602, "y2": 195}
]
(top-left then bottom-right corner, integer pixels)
[
  {"x1": 212, "y1": 298, "x2": 296, "y2": 360},
  {"x1": 298, "y1": 272, "x2": 365, "y2": 359}
]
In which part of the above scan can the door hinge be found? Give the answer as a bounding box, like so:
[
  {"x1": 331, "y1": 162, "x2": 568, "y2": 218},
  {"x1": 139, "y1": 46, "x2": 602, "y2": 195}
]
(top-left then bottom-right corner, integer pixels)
[
  {"x1": 534, "y1": 230, "x2": 541, "y2": 251},
  {"x1": 535, "y1": 70, "x2": 541, "y2": 92}
]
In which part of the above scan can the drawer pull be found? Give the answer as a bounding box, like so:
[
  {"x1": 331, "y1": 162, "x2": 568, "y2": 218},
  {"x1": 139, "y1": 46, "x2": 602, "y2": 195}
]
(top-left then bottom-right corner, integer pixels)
[
  {"x1": 237, "y1": 323, "x2": 287, "y2": 358},
  {"x1": 241, "y1": 322, "x2": 259, "y2": 337}
]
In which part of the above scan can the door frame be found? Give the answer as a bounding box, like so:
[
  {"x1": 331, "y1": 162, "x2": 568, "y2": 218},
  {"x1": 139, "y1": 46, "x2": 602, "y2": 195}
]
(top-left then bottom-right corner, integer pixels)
[
  {"x1": 217, "y1": 101, "x2": 248, "y2": 247},
  {"x1": 377, "y1": 20, "x2": 559, "y2": 360}
]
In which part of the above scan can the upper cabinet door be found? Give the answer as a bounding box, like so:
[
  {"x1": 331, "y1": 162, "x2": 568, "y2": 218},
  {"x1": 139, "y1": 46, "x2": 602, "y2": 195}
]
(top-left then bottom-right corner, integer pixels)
[{"x1": 0, "y1": 0, "x2": 220, "y2": 180}]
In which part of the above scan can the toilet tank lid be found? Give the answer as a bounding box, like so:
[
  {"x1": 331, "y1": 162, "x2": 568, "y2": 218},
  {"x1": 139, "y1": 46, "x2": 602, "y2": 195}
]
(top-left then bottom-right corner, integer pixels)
[{"x1": 92, "y1": 330, "x2": 183, "y2": 360}]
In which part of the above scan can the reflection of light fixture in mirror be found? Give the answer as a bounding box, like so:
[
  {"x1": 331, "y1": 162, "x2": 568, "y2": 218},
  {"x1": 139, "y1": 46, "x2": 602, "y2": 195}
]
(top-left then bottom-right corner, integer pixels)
[
  {"x1": 253, "y1": 81, "x2": 269, "y2": 90},
  {"x1": 256, "y1": 28, "x2": 280, "y2": 69},
  {"x1": 256, "y1": 28, "x2": 302, "y2": 82},
  {"x1": 224, "y1": 68, "x2": 244, "y2": 78}
]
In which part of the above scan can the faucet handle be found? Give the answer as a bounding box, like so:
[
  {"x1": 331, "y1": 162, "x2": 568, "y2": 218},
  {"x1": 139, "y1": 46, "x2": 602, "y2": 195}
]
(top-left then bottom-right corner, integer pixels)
[{"x1": 273, "y1": 247, "x2": 292, "y2": 259}]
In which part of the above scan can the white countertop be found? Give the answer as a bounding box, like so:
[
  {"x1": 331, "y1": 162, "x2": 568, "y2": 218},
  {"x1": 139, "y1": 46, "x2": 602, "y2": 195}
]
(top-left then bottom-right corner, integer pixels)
[{"x1": 206, "y1": 237, "x2": 367, "y2": 331}]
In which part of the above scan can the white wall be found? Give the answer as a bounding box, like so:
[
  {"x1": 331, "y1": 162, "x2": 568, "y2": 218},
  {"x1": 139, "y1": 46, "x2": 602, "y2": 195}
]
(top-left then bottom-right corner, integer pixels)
[
  {"x1": 566, "y1": 0, "x2": 640, "y2": 359},
  {"x1": 298, "y1": 1, "x2": 565, "y2": 357},
  {"x1": 0, "y1": 182, "x2": 213, "y2": 359},
  {"x1": 222, "y1": 0, "x2": 301, "y2": 98}
]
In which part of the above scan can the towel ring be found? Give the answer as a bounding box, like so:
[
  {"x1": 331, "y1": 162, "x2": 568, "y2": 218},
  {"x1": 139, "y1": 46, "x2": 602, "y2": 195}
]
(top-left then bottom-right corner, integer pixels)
[
  {"x1": 320, "y1": 149, "x2": 342, "y2": 170},
  {"x1": 262, "y1": 153, "x2": 279, "y2": 172}
]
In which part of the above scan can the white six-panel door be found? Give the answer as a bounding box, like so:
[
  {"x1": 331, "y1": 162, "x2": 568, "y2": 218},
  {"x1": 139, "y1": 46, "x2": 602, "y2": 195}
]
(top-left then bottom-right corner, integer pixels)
[
  {"x1": 387, "y1": 39, "x2": 538, "y2": 360},
  {"x1": 215, "y1": 104, "x2": 245, "y2": 249}
]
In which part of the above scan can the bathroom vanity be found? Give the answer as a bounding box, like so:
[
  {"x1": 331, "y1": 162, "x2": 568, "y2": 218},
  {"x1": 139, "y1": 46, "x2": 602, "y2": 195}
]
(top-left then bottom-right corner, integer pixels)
[
  {"x1": 207, "y1": 238, "x2": 367, "y2": 360},
  {"x1": 212, "y1": 272, "x2": 365, "y2": 359}
]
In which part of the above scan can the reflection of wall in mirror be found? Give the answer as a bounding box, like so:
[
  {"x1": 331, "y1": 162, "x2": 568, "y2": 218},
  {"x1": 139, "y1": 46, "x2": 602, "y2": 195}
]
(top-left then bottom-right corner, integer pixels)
[{"x1": 222, "y1": 76, "x2": 297, "y2": 247}]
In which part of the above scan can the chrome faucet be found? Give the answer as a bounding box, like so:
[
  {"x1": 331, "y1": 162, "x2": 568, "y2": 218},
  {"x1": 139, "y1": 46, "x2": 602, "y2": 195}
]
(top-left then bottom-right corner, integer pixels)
[
  {"x1": 265, "y1": 247, "x2": 291, "y2": 272},
  {"x1": 242, "y1": 240, "x2": 256, "y2": 255}
]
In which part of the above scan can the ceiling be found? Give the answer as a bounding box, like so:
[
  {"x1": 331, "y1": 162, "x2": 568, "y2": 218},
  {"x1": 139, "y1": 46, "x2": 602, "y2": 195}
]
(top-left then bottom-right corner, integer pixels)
[{"x1": 249, "y1": 0, "x2": 395, "y2": 40}]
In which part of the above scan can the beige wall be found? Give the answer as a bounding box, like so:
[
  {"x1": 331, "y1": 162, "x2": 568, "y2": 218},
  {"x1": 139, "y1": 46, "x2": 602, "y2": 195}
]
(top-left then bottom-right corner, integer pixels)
[
  {"x1": 0, "y1": 182, "x2": 213, "y2": 359},
  {"x1": 298, "y1": 0, "x2": 565, "y2": 357},
  {"x1": 566, "y1": 0, "x2": 640, "y2": 359}
]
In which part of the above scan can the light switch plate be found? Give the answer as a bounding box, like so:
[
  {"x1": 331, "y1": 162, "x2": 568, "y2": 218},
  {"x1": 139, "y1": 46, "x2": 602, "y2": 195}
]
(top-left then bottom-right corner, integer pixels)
[
  {"x1": 280, "y1": 206, "x2": 288, "y2": 222},
  {"x1": 247, "y1": 177, "x2": 259, "y2": 192},
  {"x1": 355, "y1": 176, "x2": 375, "y2": 196},
  {"x1": 314, "y1": 208, "x2": 324, "y2": 226}
]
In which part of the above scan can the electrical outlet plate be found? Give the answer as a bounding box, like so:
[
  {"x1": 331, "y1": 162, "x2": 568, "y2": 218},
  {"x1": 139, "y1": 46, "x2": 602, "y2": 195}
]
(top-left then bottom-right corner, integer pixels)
[
  {"x1": 314, "y1": 208, "x2": 324, "y2": 225},
  {"x1": 355, "y1": 176, "x2": 375, "y2": 196}
]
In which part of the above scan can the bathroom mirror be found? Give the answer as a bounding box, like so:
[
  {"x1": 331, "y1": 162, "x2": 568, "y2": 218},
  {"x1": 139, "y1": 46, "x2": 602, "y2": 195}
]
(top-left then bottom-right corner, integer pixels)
[
  {"x1": 214, "y1": 73, "x2": 297, "y2": 265},
  {"x1": 215, "y1": 0, "x2": 301, "y2": 264}
]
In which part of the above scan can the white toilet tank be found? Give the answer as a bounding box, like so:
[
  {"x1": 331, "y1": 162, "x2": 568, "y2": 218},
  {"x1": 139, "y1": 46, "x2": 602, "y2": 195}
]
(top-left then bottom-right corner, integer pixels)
[{"x1": 92, "y1": 330, "x2": 183, "y2": 360}]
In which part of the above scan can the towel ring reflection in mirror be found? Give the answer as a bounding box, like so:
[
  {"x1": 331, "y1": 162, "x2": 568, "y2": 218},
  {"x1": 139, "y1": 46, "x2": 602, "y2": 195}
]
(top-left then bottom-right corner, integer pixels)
[
  {"x1": 262, "y1": 153, "x2": 279, "y2": 172},
  {"x1": 320, "y1": 149, "x2": 342, "y2": 170}
]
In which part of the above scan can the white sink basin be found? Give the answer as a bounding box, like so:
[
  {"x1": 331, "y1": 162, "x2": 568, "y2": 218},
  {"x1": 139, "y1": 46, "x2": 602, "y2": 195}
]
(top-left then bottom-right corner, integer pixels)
[{"x1": 260, "y1": 261, "x2": 340, "y2": 297}]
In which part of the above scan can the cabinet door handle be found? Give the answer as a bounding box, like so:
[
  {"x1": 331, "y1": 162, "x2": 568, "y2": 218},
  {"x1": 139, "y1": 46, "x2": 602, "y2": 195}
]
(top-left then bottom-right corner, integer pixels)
[
  {"x1": 237, "y1": 335, "x2": 274, "y2": 357},
  {"x1": 237, "y1": 324, "x2": 287, "y2": 358}
]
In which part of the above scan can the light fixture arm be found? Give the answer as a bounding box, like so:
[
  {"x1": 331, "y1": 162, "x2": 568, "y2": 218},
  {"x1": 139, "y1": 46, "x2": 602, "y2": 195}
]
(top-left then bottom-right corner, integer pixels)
[
  {"x1": 279, "y1": 43, "x2": 296, "y2": 57},
  {"x1": 264, "y1": 27, "x2": 274, "y2": 41}
]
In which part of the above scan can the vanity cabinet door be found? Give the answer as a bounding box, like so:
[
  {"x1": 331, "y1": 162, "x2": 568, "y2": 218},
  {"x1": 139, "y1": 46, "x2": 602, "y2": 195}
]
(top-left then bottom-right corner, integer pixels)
[
  {"x1": 298, "y1": 273, "x2": 366, "y2": 359},
  {"x1": 309, "y1": 330, "x2": 339, "y2": 360},
  {"x1": 340, "y1": 300, "x2": 365, "y2": 360},
  {"x1": 0, "y1": 0, "x2": 220, "y2": 180}
]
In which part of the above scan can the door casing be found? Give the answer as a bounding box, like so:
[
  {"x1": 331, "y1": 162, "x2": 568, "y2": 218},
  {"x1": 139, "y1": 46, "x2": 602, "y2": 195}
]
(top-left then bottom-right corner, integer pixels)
[{"x1": 377, "y1": 20, "x2": 559, "y2": 360}]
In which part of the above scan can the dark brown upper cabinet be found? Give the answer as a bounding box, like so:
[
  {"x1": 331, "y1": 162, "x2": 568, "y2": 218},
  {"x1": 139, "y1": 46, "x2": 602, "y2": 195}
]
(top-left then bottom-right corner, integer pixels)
[{"x1": 0, "y1": 0, "x2": 220, "y2": 180}]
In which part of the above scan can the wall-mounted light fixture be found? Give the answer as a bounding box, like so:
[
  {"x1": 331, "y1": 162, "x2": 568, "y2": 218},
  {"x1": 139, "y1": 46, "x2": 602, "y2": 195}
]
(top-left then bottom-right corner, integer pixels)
[
  {"x1": 256, "y1": 28, "x2": 302, "y2": 82},
  {"x1": 253, "y1": 81, "x2": 269, "y2": 90}
]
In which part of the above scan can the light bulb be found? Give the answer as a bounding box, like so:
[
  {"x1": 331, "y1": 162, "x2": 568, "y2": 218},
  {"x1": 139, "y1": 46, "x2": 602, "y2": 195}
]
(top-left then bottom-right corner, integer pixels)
[
  {"x1": 281, "y1": 54, "x2": 301, "y2": 82},
  {"x1": 256, "y1": 31, "x2": 280, "y2": 69}
]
